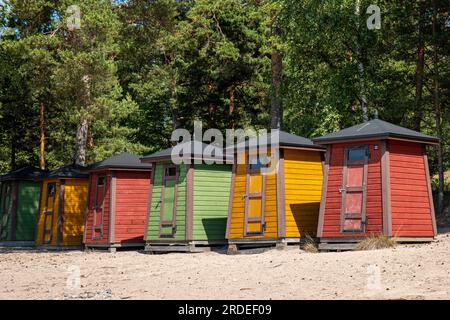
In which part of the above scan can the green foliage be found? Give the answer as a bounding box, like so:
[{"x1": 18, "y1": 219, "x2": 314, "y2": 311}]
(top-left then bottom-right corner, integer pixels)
[{"x1": 0, "y1": 0, "x2": 448, "y2": 179}]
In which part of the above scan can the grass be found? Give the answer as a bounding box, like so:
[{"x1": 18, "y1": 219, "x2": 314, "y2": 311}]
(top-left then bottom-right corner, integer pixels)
[
  {"x1": 301, "y1": 235, "x2": 319, "y2": 253},
  {"x1": 354, "y1": 235, "x2": 397, "y2": 251}
]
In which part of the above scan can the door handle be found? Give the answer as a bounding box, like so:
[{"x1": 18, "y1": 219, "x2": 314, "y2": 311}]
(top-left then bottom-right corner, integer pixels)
[
  {"x1": 339, "y1": 188, "x2": 346, "y2": 193},
  {"x1": 242, "y1": 194, "x2": 248, "y2": 199}
]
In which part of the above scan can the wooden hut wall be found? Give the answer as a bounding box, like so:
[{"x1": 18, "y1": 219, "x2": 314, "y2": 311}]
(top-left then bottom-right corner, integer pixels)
[
  {"x1": 283, "y1": 149, "x2": 323, "y2": 238},
  {"x1": 84, "y1": 171, "x2": 111, "y2": 244},
  {"x1": 36, "y1": 178, "x2": 88, "y2": 246},
  {"x1": 320, "y1": 140, "x2": 383, "y2": 238},
  {"x1": 192, "y1": 163, "x2": 231, "y2": 241},
  {"x1": 15, "y1": 181, "x2": 41, "y2": 241},
  {"x1": 388, "y1": 140, "x2": 436, "y2": 237},
  {"x1": 146, "y1": 163, "x2": 188, "y2": 241},
  {"x1": 114, "y1": 170, "x2": 151, "y2": 243},
  {"x1": 0, "y1": 180, "x2": 41, "y2": 241},
  {"x1": 0, "y1": 181, "x2": 14, "y2": 240},
  {"x1": 228, "y1": 151, "x2": 278, "y2": 240}
]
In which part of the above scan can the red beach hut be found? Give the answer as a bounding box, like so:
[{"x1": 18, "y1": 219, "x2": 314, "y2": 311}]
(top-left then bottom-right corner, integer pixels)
[
  {"x1": 83, "y1": 153, "x2": 152, "y2": 252},
  {"x1": 313, "y1": 119, "x2": 439, "y2": 250}
]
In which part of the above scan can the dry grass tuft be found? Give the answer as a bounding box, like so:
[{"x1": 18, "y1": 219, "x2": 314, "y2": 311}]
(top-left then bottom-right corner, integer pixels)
[
  {"x1": 301, "y1": 235, "x2": 319, "y2": 253},
  {"x1": 354, "y1": 235, "x2": 397, "y2": 251}
]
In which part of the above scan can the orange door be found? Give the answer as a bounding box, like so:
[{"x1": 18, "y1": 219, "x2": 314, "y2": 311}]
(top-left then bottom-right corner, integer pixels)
[{"x1": 341, "y1": 146, "x2": 368, "y2": 233}]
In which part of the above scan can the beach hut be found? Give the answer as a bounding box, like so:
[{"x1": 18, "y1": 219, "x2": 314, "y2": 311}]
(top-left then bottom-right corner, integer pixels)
[
  {"x1": 313, "y1": 119, "x2": 439, "y2": 250},
  {"x1": 0, "y1": 167, "x2": 46, "y2": 246},
  {"x1": 83, "y1": 153, "x2": 152, "y2": 252},
  {"x1": 35, "y1": 165, "x2": 89, "y2": 248},
  {"x1": 226, "y1": 131, "x2": 325, "y2": 250},
  {"x1": 141, "y1": 142, "x2": 232, "y2": 252}
]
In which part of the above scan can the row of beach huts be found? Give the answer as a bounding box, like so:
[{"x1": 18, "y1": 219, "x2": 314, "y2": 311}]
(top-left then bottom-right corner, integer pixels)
[{"x1": 0, "y1": 119, "x2": 439, "y2": 252}]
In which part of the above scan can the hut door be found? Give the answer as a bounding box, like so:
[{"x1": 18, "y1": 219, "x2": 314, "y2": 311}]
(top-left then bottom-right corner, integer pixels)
[
  {"x1": 341, "y1": 146, "x2": 369, "y2": 233},
  {"x1": 43, "y1": 183, "x2": 57, "y2": 244},
  {"x1": 0, "y1": 183, "x2": 13, "y2": 240},
  {"x1": 159, "y1": 166, "x2": 178, "y2": 237},
  {"x1": 244, "y1": 155, "x2": 267, "y2": 235},
  {"x1": 93, "y1": 176, "x2": 106, "y2": 240}
]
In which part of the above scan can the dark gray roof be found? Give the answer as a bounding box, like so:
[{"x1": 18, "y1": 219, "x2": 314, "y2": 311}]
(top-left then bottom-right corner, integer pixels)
[
  {"x1": 47, "y1": 165, "x2": 89, "y2": 179},
  {"x1": 0, "y1": 166, "x2": 47, "y2": 182},
  {"x1": 142, "y1": 141, "x2": 232, "y2": 162},
  {"x1": 313, "y1": 119, "x2": 439, "y2": 144},
  {"x1": 87, "y1": 152, "x2": 152, "y2": 171},
  {"x1": 232, "y1": 131, "x2": 325, "y2": 151}
]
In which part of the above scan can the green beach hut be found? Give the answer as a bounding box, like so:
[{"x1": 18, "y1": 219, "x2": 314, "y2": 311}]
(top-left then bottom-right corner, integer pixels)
[
  {"x1": 0, "y1": 166, "x2": 46, "y2": 246},
  {"x1": 141, "y1": 142, "x2": 232, "y2": 252}
]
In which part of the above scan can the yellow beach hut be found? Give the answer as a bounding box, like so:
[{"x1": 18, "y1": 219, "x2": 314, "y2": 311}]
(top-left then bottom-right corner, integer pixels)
[
  {"x1": 226, "y1": 131, "x2": 325, "y2": 249},
  {"x1": 35, "y1": 165, "x2": 89, "y2": 248}
]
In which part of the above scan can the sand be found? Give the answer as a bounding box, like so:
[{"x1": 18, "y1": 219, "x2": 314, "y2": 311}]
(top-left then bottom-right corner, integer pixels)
[{"x1": 1, "y1": 233, "x2": 450, "y2": 300}]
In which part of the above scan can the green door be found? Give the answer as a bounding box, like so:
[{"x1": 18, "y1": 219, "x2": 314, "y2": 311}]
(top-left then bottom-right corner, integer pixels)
[
  {"x1": 0, "y1": 182, "x2": 13, "y2": 240},
  {"x1": 15, "y1": 181, "x2": 41, "y2": 241},
  {"x1": 160, "y1": 166, "x2": 178, "y2": 237}
]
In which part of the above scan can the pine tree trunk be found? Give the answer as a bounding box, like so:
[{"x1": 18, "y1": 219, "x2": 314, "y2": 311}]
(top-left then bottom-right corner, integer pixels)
[
  {"x1": 413, "y1": 3, "x2": 425, "y2": 131},
  {"x1": 229, "y1": 86, "x2": 235, "y2": 129},
  {"x1": 355, "y1": 0, "x2": 369, "y2": 122},
  {"x1": 10, "y1": 136, "x2": 16, "y2": 171},
  {"x1": 432, "y1": 0, "x2": 445, "y2": 216},
  {"x1": 39, "y1": 102, "x2": 46, "y2": 170},
  {"x1": 73, "y1": 118, "x2": 88, "y2": 166},
  {"x1": 171, "y1": 74, "x2": 180, "y2": 132},
  {"x1": 270, "y1": 50, "x2": 283, "y2": 130}
]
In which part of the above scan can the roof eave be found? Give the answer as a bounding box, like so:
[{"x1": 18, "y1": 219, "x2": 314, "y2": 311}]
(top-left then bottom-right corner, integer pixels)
[{"x1": 313, "y1": 133, "x2": 439, "y2": 145}]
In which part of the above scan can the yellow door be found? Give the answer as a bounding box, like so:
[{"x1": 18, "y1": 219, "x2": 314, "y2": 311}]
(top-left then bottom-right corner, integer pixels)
[
  {"x1": 36, "y1": 180, "x2": 60, "y2": 246},
  {"x1": 244, "y1": 154, "x2": 266, "y2": 235}
]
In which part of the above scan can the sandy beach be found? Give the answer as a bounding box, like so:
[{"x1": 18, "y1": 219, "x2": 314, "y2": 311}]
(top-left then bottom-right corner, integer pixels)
[{"x1": 1, "y1": 232, "x2": 450, "y2": 300}]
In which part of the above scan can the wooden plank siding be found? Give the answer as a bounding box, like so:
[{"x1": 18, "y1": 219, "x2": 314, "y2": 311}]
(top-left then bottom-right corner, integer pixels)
[
  {"x1": 192, "y1": 164, "x2": 232, "y2": 241},
  {"x1": 283, "y1": 149, "x2": 323, "y2": 238},
  {"x1": 114, "y1": 170, "x2": 151, "y2": 243},
  {"x1": 228, "y1": 152, "x2": 278, "y2": 239},
  {"x1": 0, "y1": 181, "x2": 15, "y2": 241},
  {"x1": 321, "y1": 141, "x2": 383, "y2": 238},
  {"x1": 147, "y1": 163, "x2": 187, "y2": 241},
  {"x1": 15, "y1": 181, "x2": 41, "y2": 241},
  {"x1": 60, "y1": 179, "x2": 88, "y2": 246},
  {"x1": 84, "y1": 172, "x2": 111, "y2": 245},
  {"x1": 36, "y1": 178, "x2": 88, "y2": 246},
  {"x1": 36, "y1": 178, "x2": 59, "y2": 246},
  {"x1": 389, "y1": 140, "x2": 434, "y2": 237}
]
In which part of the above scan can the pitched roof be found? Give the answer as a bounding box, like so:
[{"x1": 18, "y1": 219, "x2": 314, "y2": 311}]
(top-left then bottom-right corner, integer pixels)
[
  {"x1": 141, "y1": 141, "x2": 232, "y2": 162},
  {"x1": 313, "y1": 119, "x2": 439, "y2": 144},
  {"x1": 0, "y1": 166, "x2": 47, "y2": 182},
  {"x1": 232, "y1": 130, "x2": 325, "y2": 151},
  {"x1": 47, "y1": 165, "x2": 89, "y2": 179},
  {"x1": 87, "y1": 152, "x2": 152, "y2": 171}
]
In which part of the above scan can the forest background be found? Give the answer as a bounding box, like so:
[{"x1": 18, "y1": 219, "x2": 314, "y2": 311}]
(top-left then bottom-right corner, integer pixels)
[{"x1": 0, "y1": 0, "x2": 449, "y2": 217}]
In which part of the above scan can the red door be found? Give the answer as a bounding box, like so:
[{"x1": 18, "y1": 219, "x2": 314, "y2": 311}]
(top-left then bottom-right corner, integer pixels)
[
  {"x1": 341, "y1": 146, "x2": 369, "y2": 233},
  {"x1": 93, "y1": 176, "x2": 106, "y2": 240}
]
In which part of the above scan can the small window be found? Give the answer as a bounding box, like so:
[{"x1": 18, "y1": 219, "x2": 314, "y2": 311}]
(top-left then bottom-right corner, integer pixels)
[
  {"x1": 47, "y1": 183, "x2": 56, "y2": 197},
  {"x1": 347, "y1": 147, "x2": 367, "y2": 162},
  {"x1": 97, "y1": 176, "x2": 106, "y2": 187},
  {"x1": 165, "y1": 166, "x2": 177, "y2": 177}
]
